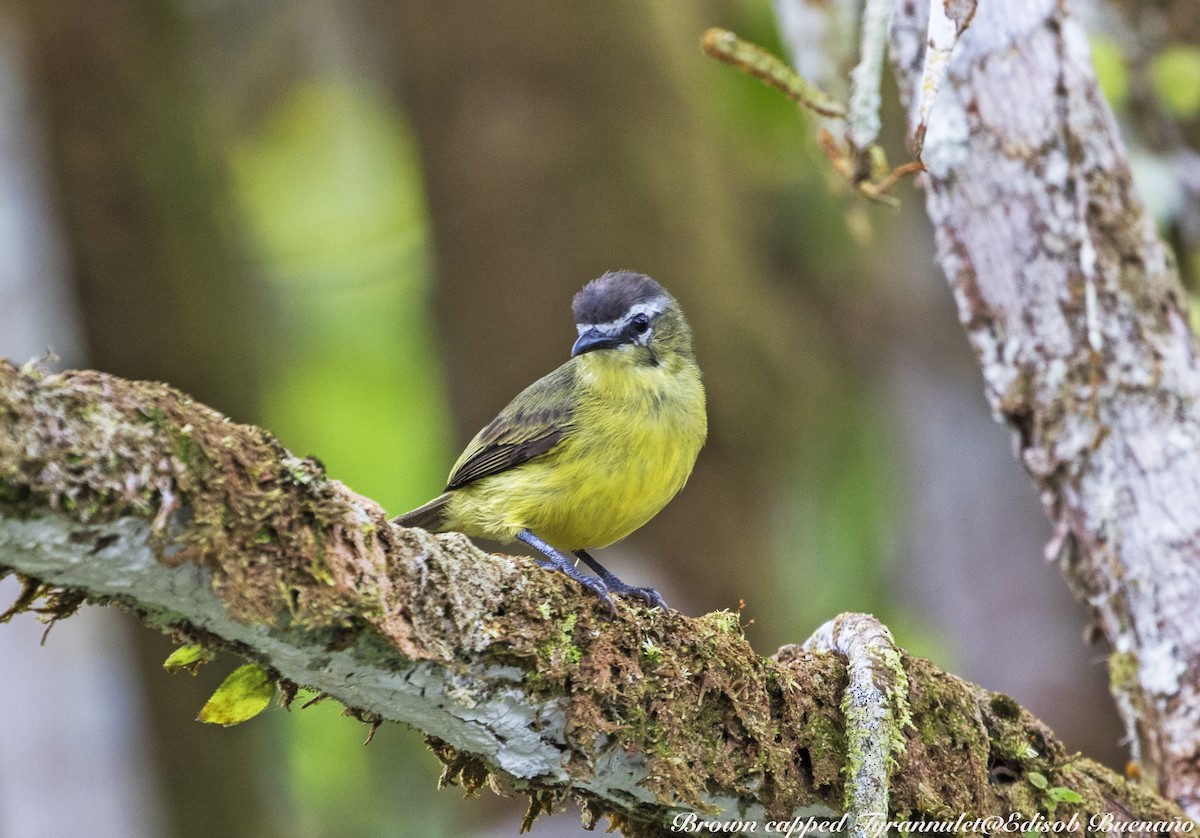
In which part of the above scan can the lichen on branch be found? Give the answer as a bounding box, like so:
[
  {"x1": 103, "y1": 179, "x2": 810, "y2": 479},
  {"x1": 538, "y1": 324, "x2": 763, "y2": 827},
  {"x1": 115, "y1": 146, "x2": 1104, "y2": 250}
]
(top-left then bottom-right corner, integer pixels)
[{"x1": 0, "y1": 360, "x2": 1184, "y2": 834}]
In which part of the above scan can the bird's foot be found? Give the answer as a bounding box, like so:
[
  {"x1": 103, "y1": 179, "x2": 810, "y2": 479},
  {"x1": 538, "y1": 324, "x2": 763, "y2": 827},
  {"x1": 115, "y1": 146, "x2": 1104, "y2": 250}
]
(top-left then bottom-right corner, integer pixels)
[
  {"x1": 532, "y1": 554, "x2": 616, "y2": 615},
  {"x1": 575, "y1": 550, "x2": 669, "y2": 613},
  {"x1": 611, "y1": 583, "x2": 668, "y2": 613},
  {"x1": 517, "y1": 530, "x2": 616, "y2": 616}
]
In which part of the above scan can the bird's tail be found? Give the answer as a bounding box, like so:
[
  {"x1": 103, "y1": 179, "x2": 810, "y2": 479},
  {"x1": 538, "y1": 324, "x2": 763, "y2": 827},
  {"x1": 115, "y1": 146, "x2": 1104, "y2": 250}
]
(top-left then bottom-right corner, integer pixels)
[{"x1": 392, "y1": 493, "x2": 451, "y2": 532}]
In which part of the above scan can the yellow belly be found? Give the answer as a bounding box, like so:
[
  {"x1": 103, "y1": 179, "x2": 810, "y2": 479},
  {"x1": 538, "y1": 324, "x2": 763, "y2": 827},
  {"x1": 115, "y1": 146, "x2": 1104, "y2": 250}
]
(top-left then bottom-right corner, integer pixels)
[{"x1": 445, "y1": 354, "x2": 706, "y2": 550}]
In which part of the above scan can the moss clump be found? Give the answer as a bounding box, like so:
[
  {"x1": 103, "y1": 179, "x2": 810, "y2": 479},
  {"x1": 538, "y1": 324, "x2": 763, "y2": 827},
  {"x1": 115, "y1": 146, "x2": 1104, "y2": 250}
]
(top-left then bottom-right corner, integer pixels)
[
  {"x1": 1108, "y1": 651, "x2": 1139, "y2": 690},
  {"x1": 538, "y1": 612, "x2": 582, "y2": 667},
  {"x1": 640, "y1": 638, "x2": 663, "y2": 665},
  {"x1": 989, "y1": 693, "x2": 1021, "y2": 722},
  {"x1": 0, "y1": 360, "x2": 389, "y2": 631},
  {"x1": 460, "y1": 600, "x2": 849, "y2": 821}
]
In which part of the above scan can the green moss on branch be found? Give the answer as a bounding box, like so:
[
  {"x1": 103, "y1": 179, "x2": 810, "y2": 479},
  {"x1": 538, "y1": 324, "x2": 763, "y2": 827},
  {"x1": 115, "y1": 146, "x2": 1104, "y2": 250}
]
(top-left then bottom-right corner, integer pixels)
[{"x1": 0, "y1": 360, "x2": 1187, "y2": 833}]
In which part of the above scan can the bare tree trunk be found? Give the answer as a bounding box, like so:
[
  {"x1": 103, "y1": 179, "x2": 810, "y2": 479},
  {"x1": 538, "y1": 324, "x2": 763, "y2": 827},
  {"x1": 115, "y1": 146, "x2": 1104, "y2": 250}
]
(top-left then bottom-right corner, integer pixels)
[
  {"x1": 0, "y1": 14, "x2": 165, "y2": 838},
  {"x1": 776, "y1": 0, "x2": 1200, "y2": 816},
  {"x1": 17, "y1": 0, "x2": 256, "y2": 419},
  {"x1": 14, "y1": 1, "x2": 272, "y2": 834}
]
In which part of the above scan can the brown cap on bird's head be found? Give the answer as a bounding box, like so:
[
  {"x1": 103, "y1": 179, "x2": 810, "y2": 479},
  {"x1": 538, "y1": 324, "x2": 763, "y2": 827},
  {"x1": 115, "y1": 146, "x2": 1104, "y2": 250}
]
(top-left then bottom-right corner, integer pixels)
[{"x1": 572, "y1": 271, "x2": 672, "y2": 326}]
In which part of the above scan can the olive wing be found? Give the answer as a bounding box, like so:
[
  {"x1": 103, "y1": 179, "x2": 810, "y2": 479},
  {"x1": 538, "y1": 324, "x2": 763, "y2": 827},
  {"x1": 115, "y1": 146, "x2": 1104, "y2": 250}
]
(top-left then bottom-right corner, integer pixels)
[{"x1": 445, "y1": 362, "x2": 577, "y2": 490}]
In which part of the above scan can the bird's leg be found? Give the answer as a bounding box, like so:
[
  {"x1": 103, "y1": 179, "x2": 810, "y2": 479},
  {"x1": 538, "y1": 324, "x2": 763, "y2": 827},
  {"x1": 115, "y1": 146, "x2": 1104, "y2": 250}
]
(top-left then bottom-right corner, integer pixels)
[
  {"x1": 517, "y1": 529, "x2": 615, "y2": 615},
  {"x1": 574, "y1": 550, "x2": 669, "y2": 613}
]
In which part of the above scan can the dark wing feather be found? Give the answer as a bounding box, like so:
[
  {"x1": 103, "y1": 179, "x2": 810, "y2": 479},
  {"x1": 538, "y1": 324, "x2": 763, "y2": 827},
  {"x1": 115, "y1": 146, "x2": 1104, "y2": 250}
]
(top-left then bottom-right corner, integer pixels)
[{"x1": 445, "y1": 362, "x2": 577, "y2": 490}]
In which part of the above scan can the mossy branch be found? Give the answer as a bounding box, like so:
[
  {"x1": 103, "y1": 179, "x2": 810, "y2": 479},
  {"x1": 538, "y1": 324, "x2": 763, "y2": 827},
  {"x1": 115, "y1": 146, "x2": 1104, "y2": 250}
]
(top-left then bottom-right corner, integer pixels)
[{"x1": 0, "y1": 360, "x2": 1185, "y2": 835}]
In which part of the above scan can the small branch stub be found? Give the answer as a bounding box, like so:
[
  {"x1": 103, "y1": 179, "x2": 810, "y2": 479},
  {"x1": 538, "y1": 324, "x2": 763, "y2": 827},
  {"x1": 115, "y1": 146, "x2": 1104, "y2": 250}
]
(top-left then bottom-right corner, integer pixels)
[
  {"x1": 701, "y1": 27, "x2": 923, "y2": 204},
  {"x1": 701, "y1": 27, "x2": 846, "y2": 118},
  {"x1": 800, "y1": 613, "x2": 912, "y2": 838}
]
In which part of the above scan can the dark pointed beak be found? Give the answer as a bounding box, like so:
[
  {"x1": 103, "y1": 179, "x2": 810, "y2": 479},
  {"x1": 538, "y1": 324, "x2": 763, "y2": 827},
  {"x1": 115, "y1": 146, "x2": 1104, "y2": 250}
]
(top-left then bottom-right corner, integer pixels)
[{"x1": 571, "y1": 329, "x2": 622, "y2": 357}]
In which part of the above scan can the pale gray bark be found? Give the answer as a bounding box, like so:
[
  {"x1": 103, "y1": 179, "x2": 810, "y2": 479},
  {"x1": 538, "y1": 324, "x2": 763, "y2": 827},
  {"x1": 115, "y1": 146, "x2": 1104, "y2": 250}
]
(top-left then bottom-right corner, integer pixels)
[{"x1": 778, "y1": 0, "x2": 1200, "y2": 817}]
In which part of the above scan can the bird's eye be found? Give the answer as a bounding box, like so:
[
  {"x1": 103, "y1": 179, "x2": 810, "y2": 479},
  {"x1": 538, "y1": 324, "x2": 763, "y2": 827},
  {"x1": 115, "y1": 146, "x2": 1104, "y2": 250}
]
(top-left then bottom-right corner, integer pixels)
[{"x1": 630, "y1": 313, "x2": 650, "y2": 334}]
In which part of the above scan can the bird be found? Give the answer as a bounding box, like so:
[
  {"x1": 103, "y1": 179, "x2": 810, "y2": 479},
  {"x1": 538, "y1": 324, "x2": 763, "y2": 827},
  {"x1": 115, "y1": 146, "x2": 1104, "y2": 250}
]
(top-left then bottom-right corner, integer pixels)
[{"x1": 392, "y1": 270, "x2": 707, "y2": 613}]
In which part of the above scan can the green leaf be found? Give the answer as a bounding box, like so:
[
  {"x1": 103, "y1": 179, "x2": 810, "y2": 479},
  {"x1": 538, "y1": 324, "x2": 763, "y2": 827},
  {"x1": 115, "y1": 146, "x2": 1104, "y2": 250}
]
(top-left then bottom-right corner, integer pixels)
[
  {"x1": 198, "y1": 664, "x2": 275, "y2": 726},
  {"x1": 1152, "y1": 46, "x2": 1200, "y2": 118},
  {"x1": 1047, "y1": 787, "x2": 1083, "y2": 803},
  {"x1": 1090, "y1": 36, "x2": 1129, "y2": 109},
  {"x1": 1027, "y1": 771, "x2": 1049, "y2": 789},
  {"x1": 163, "y1": 644, "x2": 212, "y2": 676}
]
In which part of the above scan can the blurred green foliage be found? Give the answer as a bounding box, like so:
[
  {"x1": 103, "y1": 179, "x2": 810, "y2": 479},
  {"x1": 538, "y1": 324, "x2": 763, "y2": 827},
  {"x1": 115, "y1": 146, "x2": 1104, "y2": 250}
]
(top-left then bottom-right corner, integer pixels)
[
  {"x1": 773, "y1": 395, "x2": 900, "y2": 620},
  {"x1": 1151, "y1": 45, "x2": 1200, "y2": 118},
  {"x1": 233, "y1": 82, "x2": 452, "y2": 512},
  {"x1": 1090, "y1": 36, "x2": 1130, "y2": 110},
  {"x1": 231, "y1": 81, "x2": 463, "y2": 837},
  {"x1": 1087, "y1": 34, "x2": 1200, "y2": 341},
  {"x1": 707, "y1": 6, "x2": 939, "y2": 662}
]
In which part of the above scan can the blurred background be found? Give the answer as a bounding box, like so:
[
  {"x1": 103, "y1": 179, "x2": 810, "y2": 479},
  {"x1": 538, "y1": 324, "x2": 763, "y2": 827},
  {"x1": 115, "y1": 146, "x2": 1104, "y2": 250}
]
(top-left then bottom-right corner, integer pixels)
[{"x1": 7, "y1": 0, "x2": 1200, "y2": 835}]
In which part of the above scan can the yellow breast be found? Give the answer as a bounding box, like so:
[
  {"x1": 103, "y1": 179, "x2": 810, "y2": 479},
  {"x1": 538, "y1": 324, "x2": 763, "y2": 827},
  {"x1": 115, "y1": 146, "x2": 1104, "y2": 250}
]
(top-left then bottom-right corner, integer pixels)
[{"x1": 447, "y1": 351, "x2": 706, "y2": 550}]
